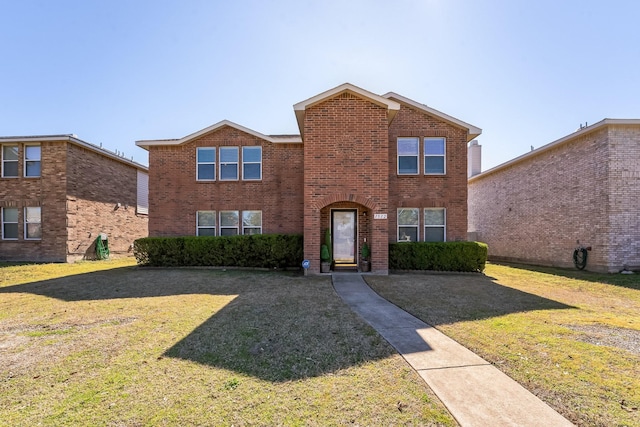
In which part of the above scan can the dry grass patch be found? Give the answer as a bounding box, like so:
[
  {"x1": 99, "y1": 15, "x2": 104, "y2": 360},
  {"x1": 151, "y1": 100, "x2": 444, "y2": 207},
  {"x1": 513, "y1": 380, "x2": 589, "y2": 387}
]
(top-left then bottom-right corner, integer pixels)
[
  {"x1": 0, "y1": 260, "x2": 455, "y2": 426},
  {"x1": 366, "y1": 263, "x2": 640, "y2": 427}
]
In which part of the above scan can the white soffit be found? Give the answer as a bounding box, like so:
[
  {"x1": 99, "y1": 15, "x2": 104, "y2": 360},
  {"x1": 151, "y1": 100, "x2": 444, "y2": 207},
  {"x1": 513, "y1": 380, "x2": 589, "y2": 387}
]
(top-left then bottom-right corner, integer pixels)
[
  {"x1": 383, "y1": 92, "x2": 482, "y2": 142},
  {"x1": 293, "y1": 83, "x2": 401, "y2": 137},
  {"x1": 136, "y1": 119, "x2": 302, "y2": 150}
]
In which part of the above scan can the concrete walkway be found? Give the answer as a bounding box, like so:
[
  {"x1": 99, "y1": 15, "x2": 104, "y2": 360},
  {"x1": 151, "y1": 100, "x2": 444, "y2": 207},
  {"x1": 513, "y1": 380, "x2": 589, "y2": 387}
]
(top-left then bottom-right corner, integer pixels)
[{"x1": 331, "y1": 273, "x2": 574, "y2": 427}]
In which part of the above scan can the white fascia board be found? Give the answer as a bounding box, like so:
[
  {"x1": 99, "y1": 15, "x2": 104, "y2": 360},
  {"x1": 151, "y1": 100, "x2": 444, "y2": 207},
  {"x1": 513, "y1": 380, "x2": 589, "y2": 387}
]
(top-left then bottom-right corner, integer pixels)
[
  {"x1": 383, "y1": 92, "x2": 482, "y2": 142},
  {"x1": 293, "y1": 83, "x2": 401, "y2": 136},
  {"x1": 135, "y1": 120, "x2": 302, "y2": 150},
  {"x1": 0, "y1": 134, "x2": 148, "y2": 171},
  {"x1": 468, "y1": 118, "x2": 640, "y2": 182}
]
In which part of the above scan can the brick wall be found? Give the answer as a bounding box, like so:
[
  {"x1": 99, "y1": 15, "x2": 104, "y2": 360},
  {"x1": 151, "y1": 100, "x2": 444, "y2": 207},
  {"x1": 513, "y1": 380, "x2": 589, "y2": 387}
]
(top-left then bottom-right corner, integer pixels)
[
  {"x1": 388, "y1": 103, "x2": 469, "y2": 243},
  {"x1": 469, "y1": 127, "x2": 612, "y2": 271},
  {"x1": 0, "y1": 141, "x2": 68, "y2": 261},
  {"x1": 606, "y1": 125, "x2": 640, "y2": 270},
  {"x1": 66, "y1": 143, "x2": 148, "y2": 261},
  {"x1": 147, "y1": 126, "x2": 304, "y2": 237},
  {"x1": 302, "y1": 93, "x2": 390, "y2": 273}
]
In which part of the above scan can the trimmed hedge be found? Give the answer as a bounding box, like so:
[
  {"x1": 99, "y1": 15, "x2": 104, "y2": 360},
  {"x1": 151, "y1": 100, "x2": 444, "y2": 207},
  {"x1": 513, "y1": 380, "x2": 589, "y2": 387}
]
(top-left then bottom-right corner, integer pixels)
[
  {"x1": 389, "y1": 241, "x2": 488, "y2": 272},
  {"x1": 133, "y1": 234, "x2": 303, "y2": 268}
]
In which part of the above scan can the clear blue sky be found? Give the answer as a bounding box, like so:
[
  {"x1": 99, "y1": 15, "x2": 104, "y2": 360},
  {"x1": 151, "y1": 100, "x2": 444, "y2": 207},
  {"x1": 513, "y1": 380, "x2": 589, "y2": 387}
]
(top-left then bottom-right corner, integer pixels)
[{"x1": 2, "y1": 0, "x2": 639, "y2": 170}]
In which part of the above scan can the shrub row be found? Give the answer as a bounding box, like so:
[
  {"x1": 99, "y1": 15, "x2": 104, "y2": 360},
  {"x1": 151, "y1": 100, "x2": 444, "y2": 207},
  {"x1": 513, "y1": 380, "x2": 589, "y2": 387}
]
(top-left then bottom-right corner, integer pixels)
[
  {"x1": 133, "y1": 234, "x2": 303, "y2": 268},
  {"x1": 389, "y1": 241, "x2": 488, "y2": 272}
]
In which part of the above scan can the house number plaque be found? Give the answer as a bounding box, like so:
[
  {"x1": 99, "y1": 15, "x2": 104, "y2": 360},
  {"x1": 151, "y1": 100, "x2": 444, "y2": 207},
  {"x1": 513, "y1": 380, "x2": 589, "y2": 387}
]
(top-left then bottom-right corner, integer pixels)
[{"x1": 373, "y1": 213, "x2": 387, "y2": 219}]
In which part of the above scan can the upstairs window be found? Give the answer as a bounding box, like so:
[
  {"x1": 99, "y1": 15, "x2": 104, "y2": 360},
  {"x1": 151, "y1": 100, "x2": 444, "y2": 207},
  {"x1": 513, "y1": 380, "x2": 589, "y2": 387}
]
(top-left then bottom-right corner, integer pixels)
[
  {"x1": 2, "y1": 145, "x2": 19, "y2": 177},
  {"x1": 397, "y1": 208, "x2": 419, "y2": 242},
  {"x1": 242, "y1": 210, "x2": 262, "y2": 235},
  {"x1": 25, "y1": 145, "x2": 41, "y2": 177},
  {"x1": 196, "y1": 148, "x2": 216, "y2": 181},
  {"x1": 25, "y1": 207, "x2": 42, "y2": 240},
  {"x1": 219, "y1": 210, "x2": 239, "y2": 235},
  {"x1": 2, "y1": 207, "x2": 18, "y2": 240},
  {"x1": 196, "y1": 210, "x2": 216, "y2": 236},
  {"x1": 397, "y1": 137, "x2": 419, "y2": 175},
  {"x1": 424, "y1": 208, "x2": 446, "y2": 242},
  {"x1": 424, "y1": 137, "x2": 446, "y2": 174},
  {"x1": 242, "y1": 146, "x2": 262, "y2": 180},
  {"x1": 220, "y1": 147, "x2": 239, "y2": 180}
]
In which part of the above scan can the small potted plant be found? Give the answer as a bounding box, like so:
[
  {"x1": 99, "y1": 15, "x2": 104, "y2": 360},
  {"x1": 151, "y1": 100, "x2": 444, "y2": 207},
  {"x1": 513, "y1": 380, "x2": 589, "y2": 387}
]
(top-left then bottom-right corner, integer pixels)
[
  {"x1": 321, "y1": 244, "x2": 331, "y2": 273},
  {"x1": 361, "y1": 241, "x2": 371, "y2": 272}
]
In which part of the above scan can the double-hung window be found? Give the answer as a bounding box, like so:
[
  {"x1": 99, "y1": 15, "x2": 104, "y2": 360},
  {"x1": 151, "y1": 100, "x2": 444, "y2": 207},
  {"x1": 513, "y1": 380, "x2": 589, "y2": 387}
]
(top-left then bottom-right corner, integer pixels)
[
  {"x1": 242, "y1": 211, "x2": 262, "y2": 235},
  {"x1": 397, "y1": 208, "x2": 419, "y2": 242},
  {"x1": 424, "y1": 208, "x2": 446, "y2": 242},
  {"x1": 242, "y1": 147, "x2": 262, "y2": 180},
  {"x1": 2, "y1": 145, "x2": 19, "y2": 178},
  {"x1": 219, "y1": 210, "x2": 239, "y2": 235},
  {"x1": 25, "y1": 145, "x2": 41, "y2": 177},
  {"x1": 2, "y1": 208, "x2": 18, "y2": 240},
  {"x1": 24, "y1": 207, "x2": 42, "y2": 240},
  {"x1": 219, "y1": 147, "x2": 239, "y2": 180},
  {"x1": 397, "y1": 137, "x2": 419, "y2": 175},
  {"x1": 197, "y1": 148, "x2": 216, "y2": 181},
  {"x1": 424, "y1": 137, "x2": 446, "y2": 174},
  {"x1": 196, "y1": 210, "x2": 216, "y2": 236}
]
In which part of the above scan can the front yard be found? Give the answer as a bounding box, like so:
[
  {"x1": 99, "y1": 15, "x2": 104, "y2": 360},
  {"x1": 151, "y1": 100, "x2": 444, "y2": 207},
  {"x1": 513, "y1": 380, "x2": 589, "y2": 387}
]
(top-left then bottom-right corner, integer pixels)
[
  {"x1": 0, "y1": 259, "x2": 453, "y2": 426},
  {"x1": 367, "y1": 264, "x2": 640, "y2": 427}
]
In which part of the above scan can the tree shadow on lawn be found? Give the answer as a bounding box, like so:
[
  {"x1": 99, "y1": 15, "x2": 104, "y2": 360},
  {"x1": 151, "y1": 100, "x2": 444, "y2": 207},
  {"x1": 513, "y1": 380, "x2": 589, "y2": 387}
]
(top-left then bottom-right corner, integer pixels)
[
  {"x1": 493, "y1": 262, "x2": 640, "y2": 291},
  {"x1": 0, "y1": 267, "x2": 397, "y2": 382},
  {"x1": 0, "y1": 267, "x2": 575, "y2": 382},
  {"x1": 366, "y1": 272, "x2": 576, "y2": 327}
]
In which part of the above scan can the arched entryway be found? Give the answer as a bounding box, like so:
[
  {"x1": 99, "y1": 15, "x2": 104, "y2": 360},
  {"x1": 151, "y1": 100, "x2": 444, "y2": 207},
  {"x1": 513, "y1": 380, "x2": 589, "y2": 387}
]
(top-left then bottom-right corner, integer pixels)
[{"x1": 320, "y1": 201, "x2": 371, "y2": 271}]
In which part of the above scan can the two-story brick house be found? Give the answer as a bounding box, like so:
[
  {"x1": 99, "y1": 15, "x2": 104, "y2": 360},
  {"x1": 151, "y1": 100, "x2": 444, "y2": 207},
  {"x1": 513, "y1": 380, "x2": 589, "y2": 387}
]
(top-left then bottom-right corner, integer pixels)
[
  {"x1": 0, "y1": 134, "x2": 149, "y2": 262},
  {"x1": 137, "y1": 83, "x2": 481, "y2": 273}
]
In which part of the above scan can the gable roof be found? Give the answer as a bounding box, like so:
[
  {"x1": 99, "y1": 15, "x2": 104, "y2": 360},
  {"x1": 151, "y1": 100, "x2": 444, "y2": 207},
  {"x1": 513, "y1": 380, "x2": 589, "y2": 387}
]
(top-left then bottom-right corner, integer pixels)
[
  {"x1": 383, "y1": 92, "x2": 482, "y2": 142},
  {"x1": 0, "y1": 134, "x2": 148, "y2": 171},
  {"x1": 135, "y1": 120, "x2": 302, "y2": 150},
  {"x1": 469, "y1": 118, "x2": 640, "y2": 181},
  {"x1": 293, "y1": 83, "x2": 401, "y2": 137}
]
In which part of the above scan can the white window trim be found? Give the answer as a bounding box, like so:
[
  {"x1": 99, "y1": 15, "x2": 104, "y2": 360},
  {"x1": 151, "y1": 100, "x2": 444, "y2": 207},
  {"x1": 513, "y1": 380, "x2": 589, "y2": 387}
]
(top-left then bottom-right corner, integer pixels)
[
  {"x1": 2, "y1": 145, "x2": 19, "y2": 178},
  {"x1": 196, "y1": 147, "x2": 216, "y2": 181},
  {"x1": 196, "y1": 210, "x2": 217, "y2": 236},
  {"x1": 2, "y1": 207, "x2": 19, "y2": 240},
  {"x1": 242, "y1": 210, "x2": 262, "y2": 235},
  {"x1": 219, "y1": 147, "x2": 239, "y2": 181},
  {"x1": 397, "y1": 137, "x2": 419, "y2": 175},
  {"x1": 397, "y1": 208, "x2": 419, "y2": 242},
  {"x1": 24, "y1": 144, "x2": 41, "y2": 178},
  {"x1": 24, "y1": 206, "x2": 42, "y2": 240},
  {"x1": 219, "y1": 210, "x2": 239, "y2": 235},
  {"x1": 424, "y1": 208, "x2": 446, "y2": 242},
  {"x1": 242, "y1": 146, "x2": 262, "y2": 181},
  {"x1": 424, "y1": 137, "x2": 446, "y2": 175}
]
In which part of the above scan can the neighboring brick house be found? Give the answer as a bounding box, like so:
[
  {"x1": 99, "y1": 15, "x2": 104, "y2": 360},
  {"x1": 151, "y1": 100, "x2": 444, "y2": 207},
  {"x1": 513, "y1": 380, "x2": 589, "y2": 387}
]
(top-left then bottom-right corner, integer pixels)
[
  {"x1": 137, "y1": 83, "x2": 481, "y2": 274},
  {"x1": 468, "y1": 119, "x2": 640, "y2": 272},
  {"x1": 0, "y1": 135, "x2": 149, "y2": 262}
]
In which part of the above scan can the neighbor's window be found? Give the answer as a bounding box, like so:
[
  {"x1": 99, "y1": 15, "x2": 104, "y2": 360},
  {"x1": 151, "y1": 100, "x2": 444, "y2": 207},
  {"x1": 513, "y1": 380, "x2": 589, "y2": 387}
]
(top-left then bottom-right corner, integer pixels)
[
  {"x1": 397, "y1": 208, "x2": 419, "y2": 242},
  {"x1": 196, "y1": 147, "x2": 216, "y2": 181},
  {"x1": 25, "y1": 145, "x2": 41, "y2": 177},
  {"x1": 242, "y1": 146, "x2": 262, "y2": 180},
  {"x1": 2, "y1": 207, "x2": 18, "y2": 240},
  {"x1": 397, "y1": 137, "x2": 419, "y2": 175},
  {"x1": 219, "y1": 147, "x2": 239, "y2": 180},
  {"x1": 2, "y1": 145, "x2": 19, "y2": 178},
  {"x1": 24, "y1": 207, "x2": 42, "y2": 240},
  {"x1": 196, "y1": 210, "x2": 216, "y2": 236},
  {"x1": 424, "y1": 208, "x2": 446, "y2": 242},
  {"x1": 242, "y1": 210, "x2": 262, "y2": 235},
  {"x1": 424, "y1": 137, "x2": 445, "y2": 174},
  {"x1": 219, "y1": 210, "x2": 239, "y2": 235}
]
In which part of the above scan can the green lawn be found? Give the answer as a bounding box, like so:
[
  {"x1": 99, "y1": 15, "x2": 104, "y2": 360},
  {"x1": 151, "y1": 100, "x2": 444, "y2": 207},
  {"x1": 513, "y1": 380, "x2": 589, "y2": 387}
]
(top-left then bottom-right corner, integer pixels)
[
  {"x1": 0, "y1": 259, "x2": 454, "y2": 426},
  {"x1": 367, "y1": 263, "x2": 640, "y2": 427}
]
